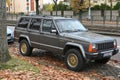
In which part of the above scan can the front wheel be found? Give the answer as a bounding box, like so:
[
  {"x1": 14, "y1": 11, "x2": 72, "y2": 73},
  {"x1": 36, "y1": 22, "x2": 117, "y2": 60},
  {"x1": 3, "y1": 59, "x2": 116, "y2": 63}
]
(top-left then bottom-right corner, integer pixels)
[
  {"x1": 64, "y1": 49, "x2": 84, "y2": 72},
  {"x1": 19, "y1": 40, "x2": 33, "y2": 56}
]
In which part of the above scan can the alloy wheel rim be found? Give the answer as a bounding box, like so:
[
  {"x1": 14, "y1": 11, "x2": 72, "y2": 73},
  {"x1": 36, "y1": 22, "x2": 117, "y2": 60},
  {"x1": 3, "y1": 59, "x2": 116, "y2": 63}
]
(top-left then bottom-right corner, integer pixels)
[
  {"x1": 67, "y1": 53, "x2": 78, "y2": 68},
  {"x1": 21, "y1": 43, "x2": 27, "y2": 54}
]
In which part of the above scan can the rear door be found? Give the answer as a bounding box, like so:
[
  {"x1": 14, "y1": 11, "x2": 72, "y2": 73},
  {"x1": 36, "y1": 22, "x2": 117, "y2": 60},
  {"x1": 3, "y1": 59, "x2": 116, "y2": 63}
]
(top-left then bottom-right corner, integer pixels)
[
  {"x1": 15, "y1": 17, "x2": 31, "y2": 40},
  {"x1": 28, "y1": 18, "x2": 41, "y2": 48}
]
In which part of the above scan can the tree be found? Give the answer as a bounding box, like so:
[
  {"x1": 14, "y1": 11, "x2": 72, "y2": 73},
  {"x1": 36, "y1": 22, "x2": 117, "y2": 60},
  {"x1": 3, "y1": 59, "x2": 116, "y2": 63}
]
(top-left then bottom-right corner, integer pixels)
[
  {"x1": 113, "y1": 2, "x2": 120, "y2": 16},
  {"x1": 53, "y1": 0, "x2": 58, "y2": 15},
  {"x1": 100, "y1": 4, "x2": 110, "y2": 10},
  {"x1": 53, "y1": 2, "x2": 72, "y2": 11},
  {"x1": 6, "y1": 0, "x2": 10, "y2": 12},
  {"x1": 91, "y1": 4, "x2": 110, "y2": 10},
  {"x1": 113, "y1": 2, "x2": 120, "y2": 10},
  {"x1": 71, "y1": 0, "x2": 89, "y2": 12},
  {"x1": 35, "y1": 0, "x2": 39, "y2": 15},
  {"x1": 43, "y1": 4, "x2": 54, "y2": 11},
  {"x1": 0, "y1": 0, "x2": 11, "y2": 63},
  {"x1": 91, "y1": 5, "x2": 100, "y2": 10},
  {"x1": 71, "y1": 0, "x2": 87, "y2": 20}
]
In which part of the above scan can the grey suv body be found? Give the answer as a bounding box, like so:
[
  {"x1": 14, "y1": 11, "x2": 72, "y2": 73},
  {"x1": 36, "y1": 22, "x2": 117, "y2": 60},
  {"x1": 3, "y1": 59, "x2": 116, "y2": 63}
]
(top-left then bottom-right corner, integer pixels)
[{"x1": 15, "y1": 16, "x2": 119, "y2": 71}]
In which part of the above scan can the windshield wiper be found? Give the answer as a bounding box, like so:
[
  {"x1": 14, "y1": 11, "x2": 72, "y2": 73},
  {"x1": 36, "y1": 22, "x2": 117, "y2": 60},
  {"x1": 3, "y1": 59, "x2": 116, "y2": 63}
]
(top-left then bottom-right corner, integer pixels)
[
  {"x1": 62, "y1": 30, "x2": 74, "y2": 33},
  {"x1": 62, "y1": 29, "x2": 87, "y2": 33},
  {"x1": 73, "y1": 29, "x2": 87, "y2": 32}
]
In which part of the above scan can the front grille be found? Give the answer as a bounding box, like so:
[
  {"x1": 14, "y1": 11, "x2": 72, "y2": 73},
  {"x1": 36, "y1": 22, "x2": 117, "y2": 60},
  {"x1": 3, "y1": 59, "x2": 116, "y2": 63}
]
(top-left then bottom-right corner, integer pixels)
[{"x1": 97, "y1": 42, "x2": 114, "y2": 51}]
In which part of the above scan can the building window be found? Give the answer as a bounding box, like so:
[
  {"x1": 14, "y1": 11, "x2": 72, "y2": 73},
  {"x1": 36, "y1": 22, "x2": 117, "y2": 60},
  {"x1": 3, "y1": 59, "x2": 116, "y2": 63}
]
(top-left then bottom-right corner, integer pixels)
[
  {"x1": 93, "y1": 0, "x2": 98, "y2": 3},
  {"x1": 26, "y1": 7, "x2": 29, "y2": 10}
]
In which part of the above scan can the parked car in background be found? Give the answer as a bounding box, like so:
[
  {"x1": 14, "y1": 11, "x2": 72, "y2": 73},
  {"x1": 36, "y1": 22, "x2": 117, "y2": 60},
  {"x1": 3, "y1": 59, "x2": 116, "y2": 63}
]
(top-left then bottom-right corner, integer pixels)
[{"x1": 7, "y1": 26, "x2": 15, "y2": 43}]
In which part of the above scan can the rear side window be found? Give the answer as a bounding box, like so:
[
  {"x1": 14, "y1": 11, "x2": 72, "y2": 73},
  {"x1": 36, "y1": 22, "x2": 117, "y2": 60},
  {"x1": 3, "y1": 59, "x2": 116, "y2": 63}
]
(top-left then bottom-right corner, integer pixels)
[
  {"x1": 29, "y1": 18, "x2": 41, "y2": 30},
  {"x1": 18, "y1": 17, "x2": 30, "y2": 28}
]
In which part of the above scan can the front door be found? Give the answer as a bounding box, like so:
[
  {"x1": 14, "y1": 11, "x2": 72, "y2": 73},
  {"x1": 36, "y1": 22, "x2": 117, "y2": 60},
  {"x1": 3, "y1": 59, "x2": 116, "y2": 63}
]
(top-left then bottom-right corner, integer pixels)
[{"x1": 39, "y1": 19, "x2": 62, "y2": 53}]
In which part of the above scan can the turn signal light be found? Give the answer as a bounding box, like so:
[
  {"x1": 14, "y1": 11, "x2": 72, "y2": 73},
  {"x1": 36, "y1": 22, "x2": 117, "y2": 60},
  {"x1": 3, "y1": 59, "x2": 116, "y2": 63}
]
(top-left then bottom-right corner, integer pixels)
[{"x1": 88, "y1": 44, "x2": 97, "y2": 53}]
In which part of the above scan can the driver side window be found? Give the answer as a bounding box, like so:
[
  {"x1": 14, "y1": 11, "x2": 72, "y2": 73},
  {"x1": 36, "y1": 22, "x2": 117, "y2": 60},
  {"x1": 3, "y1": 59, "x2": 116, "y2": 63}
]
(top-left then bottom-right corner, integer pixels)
[{"x1": 42, "y1": 19, "x2": 55, "y2": 33}]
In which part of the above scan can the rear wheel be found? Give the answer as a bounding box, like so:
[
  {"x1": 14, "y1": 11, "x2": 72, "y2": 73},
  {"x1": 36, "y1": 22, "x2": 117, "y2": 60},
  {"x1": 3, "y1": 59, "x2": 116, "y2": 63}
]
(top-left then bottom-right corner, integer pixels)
[
  {"x1": 95, "y1": 57, "x2": 110, "y2": 64},
  {"x1": 19, "y1": 40, "x2": 32, "y2": 56},
  {"x1": 64, "y1": 49, "x2": 84, "y2": 72}
]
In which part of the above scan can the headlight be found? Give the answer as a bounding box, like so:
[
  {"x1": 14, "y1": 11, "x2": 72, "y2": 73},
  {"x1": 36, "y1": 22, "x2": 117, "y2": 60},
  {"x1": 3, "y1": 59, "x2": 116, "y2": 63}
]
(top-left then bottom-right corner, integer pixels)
[
  {"x1": 114, "y1": 39, "x2": 117, "y2": 48},
  {"x1": 88, "y1": 43, "x2": 97, "y2": 53},
  {"x1": 92, "y1": 44, "x2": 96, "y2": 49}
]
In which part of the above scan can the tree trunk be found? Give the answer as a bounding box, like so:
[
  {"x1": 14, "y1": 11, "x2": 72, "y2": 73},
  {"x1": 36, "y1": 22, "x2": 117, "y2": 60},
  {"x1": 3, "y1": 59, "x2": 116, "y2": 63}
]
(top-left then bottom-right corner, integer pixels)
[
  {"x1": 53, "y1": 0, "x2": 58, "y2": 16},
  {"x1": 0, "y1": 0, "x2": 11, "y2": 63},
  {"x1": 35, "y1": 0, "x2": 39, "y2": 15},
  {"x1": 110, "y1": 0, "x2": 112, "y2": 21}
]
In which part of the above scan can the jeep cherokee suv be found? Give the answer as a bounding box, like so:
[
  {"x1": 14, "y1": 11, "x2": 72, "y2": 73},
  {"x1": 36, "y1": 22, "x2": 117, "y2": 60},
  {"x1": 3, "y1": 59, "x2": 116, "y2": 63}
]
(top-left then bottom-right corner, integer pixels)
[{"x1": 15, "y1": 16, "x2": 119, "y2": 71}]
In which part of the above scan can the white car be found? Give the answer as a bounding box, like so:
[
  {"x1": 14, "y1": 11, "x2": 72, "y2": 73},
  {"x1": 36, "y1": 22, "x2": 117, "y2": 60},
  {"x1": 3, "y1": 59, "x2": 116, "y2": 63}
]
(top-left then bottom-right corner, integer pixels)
[{"x1": 7, "y1": 26, "x2": 14, "y2": 42}]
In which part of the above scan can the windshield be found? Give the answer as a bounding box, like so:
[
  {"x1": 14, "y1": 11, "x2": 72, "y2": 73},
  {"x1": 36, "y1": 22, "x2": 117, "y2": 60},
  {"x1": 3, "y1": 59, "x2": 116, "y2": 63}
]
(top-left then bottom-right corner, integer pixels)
[{"x1": 55, "y1": 19, "x2": 87, "y2": 33}]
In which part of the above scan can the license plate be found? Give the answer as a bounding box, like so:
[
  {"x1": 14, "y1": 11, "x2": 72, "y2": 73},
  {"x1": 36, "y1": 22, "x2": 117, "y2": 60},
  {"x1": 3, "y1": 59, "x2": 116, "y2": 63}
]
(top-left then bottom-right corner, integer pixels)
[{"x1": 103, "y1": 52, "x2": 112, "y2": 57}]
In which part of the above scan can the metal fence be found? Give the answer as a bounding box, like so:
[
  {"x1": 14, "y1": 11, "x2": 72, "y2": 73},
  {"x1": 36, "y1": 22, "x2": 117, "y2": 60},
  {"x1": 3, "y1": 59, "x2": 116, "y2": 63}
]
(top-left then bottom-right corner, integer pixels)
[
  {"x1": 6, "y1": 13, "x2": 120, "y2": 27},
  {"x1": 81, "y1": 15, "x2": 120, "y2": 27},
  {"x1": 6, "y1": 14, "x2": 21, "y2": 21}
]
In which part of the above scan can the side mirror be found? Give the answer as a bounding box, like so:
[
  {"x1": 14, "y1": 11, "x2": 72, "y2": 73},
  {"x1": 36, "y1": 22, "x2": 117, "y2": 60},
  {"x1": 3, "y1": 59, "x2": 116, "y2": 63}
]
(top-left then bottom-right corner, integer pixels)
[
  {"x1": 51, "y1": 29, "x2": 57, "y2": 33},
  {"x1": 51, "y1": 29, "x2": 58, "y2": 34}
]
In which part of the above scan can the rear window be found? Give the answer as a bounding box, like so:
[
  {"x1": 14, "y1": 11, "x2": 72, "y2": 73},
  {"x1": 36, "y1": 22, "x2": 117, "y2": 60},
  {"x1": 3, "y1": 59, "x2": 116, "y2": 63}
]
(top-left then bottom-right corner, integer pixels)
[
  {"x1": 29, "y1": 18, "x2": 41, "y2": 30},
  {"x1": 18, "y1": 17, "x2": 30, "y2": 28}
]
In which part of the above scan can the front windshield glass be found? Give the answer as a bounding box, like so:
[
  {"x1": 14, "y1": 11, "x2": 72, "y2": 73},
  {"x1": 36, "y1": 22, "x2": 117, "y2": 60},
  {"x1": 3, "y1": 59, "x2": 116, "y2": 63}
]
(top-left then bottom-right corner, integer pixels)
[{"x1": 55, "y1": 19, "x2": 87, "y2": 33}]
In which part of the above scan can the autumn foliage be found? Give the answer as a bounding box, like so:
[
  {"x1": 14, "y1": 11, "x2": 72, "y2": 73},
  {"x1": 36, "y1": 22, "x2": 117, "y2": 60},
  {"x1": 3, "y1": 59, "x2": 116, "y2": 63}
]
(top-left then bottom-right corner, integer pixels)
[{"x1": 71, "y1": 0, "x2": 89, "y2": 12}]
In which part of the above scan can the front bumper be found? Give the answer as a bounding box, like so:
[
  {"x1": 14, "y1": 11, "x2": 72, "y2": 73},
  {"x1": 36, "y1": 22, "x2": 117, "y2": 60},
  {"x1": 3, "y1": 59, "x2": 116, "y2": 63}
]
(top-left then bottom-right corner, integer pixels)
[
  {"x1": 86, "y1": 48, "x2": 119, "y2": 60},
  {"x1": 7, "y1": 37, "x2": 14, "y2": 42}
]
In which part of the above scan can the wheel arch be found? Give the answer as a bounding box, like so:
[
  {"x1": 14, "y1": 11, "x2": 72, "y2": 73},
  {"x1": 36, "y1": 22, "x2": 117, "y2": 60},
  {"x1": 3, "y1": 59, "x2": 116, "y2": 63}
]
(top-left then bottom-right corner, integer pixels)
[
  {"x1": 64, "y1": 42, "x2": 86, "y2": 60},
  {"x1": 19, "y1": 35, "x2": 31, "y2": 46}
]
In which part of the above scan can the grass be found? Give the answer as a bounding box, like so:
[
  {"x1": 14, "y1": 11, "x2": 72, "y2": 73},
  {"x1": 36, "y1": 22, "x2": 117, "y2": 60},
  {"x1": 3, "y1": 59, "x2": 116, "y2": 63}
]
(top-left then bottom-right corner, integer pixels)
[{"x1": 0, "y1": 57, "x2": 40, "y2": 73}]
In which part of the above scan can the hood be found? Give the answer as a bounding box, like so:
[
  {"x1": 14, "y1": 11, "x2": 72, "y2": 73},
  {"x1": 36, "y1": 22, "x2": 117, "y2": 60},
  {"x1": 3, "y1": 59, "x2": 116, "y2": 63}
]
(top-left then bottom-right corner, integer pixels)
[{"x1": 61, "y1": 31, "x2": 114, "y2": 43}]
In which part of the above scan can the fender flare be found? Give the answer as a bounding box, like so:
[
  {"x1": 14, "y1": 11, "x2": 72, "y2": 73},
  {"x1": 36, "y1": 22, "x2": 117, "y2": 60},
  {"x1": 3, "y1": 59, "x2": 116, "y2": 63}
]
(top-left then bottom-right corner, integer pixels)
[
  {"x1": 19, "y1": 35, "x2": 31, "y2": 46},
  {"x1": 65, "y1": 42, "x2": 87, "y2": 60}
]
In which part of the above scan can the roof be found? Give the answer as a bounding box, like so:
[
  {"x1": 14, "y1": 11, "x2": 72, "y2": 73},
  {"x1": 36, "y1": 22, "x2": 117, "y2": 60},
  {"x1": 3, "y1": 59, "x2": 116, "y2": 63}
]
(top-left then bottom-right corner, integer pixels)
[{"x1": 21, "y1": 15, "x2": 72, "y2": 20}]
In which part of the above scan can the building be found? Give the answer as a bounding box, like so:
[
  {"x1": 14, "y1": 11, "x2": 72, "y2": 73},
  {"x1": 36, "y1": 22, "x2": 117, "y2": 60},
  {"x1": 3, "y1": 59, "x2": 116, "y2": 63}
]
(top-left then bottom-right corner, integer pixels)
[
  {"x1": 6, "y1": 0, "x2": 43, "y2": 14},
  {"x1": 91, "y1": 0, "x2": 118, "y2": 6},
  {"x1": 60, "y1": 0, "x2": 119, "y2": 6}
]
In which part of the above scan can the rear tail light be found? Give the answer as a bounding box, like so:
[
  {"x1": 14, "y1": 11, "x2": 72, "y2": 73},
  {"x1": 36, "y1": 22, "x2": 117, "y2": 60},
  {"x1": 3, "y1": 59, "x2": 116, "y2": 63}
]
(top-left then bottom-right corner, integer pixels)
[{"x1": 14, "y1": 30, "x2": 16, "y2": 37}]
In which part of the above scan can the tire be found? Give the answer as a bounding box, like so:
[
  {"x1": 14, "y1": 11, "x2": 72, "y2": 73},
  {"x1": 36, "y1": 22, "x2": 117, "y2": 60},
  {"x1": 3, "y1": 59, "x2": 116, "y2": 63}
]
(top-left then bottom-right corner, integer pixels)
[
  {"x1": 19, "y1": 40, "x2": 32, "y2": 56},
  {"x1": 64, "y1": 49, "x2": 84, "y2": 72},
  {"x1": 95, "y1": 57, "x2": 110, "y2": 64}
]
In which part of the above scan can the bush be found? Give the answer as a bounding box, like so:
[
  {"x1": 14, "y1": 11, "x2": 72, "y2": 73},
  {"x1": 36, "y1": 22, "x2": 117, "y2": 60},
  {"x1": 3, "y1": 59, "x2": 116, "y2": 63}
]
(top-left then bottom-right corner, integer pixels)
[
  {"x1": 91, "y1": 5, "x2": 100, "y2": 10},
  {"x1": 113, "y1": 2, "x2": 120, "y2": 10},
  {"x1": 43, "y1": 4, "x2": 54, "y2": 11},
  {"x1": 53, "y1": 2, "x2": 72, "y2": 11},
  {"x1": 92, "y1": 4, "x2": 110, "y2": 10}
]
